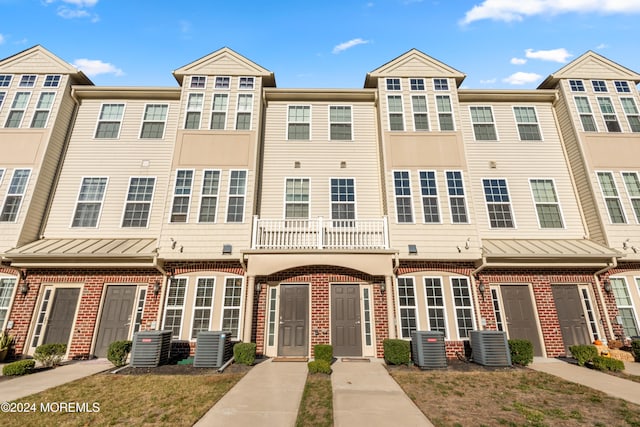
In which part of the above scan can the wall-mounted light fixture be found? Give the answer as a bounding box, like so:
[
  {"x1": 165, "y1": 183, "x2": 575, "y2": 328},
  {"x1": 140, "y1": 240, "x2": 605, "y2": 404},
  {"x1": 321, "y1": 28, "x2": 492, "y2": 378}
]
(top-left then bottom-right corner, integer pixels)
[
  {"x1": 255, "y1": 282, "x2": 262, "y2": 293},
  {"x1": 604, "y1": 280, "x2": 612, "y2": 293},
  {"x1": 378, "y1": 282, "x2": 386, "y2": 293},
  {"x1": 478, "y1": 283, "x2": 485, "y2": 296},
  {"x1": 153, "y1": 280, "x2": 161, "y2": 297},
  {"x1": 20, "y1": 281, "x2": 29, "y2": 296}
]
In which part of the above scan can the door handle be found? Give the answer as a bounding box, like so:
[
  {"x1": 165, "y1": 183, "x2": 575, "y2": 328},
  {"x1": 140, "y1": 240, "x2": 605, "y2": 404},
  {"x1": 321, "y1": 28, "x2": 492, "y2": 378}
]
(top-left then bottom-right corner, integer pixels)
[{"x1": 355, "y1": 321, "x2": 361, "y2": 325}]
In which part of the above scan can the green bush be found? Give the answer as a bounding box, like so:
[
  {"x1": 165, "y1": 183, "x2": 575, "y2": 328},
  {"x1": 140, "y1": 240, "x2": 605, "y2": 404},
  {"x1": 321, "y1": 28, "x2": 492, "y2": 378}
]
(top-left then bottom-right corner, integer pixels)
[
  {"x1": 2, "y1": 359, "x2": 35, "y2": 376},
  {"x1": 34, "y1": 343, "x2": 66, "y2": 367},
  {"x1": 308, "y1": 359, "x2": 332, "y2": 374},
  {"x1": 107, "y1": 340, "x2": 132, "y2": 367},
  {"x1": 233, "y1": 342, "x2": 257, "y2": 365},
  {"x1": 314, "y1": 344, "x2": 333, "y2": 363},
  {"x1": 569, "y1": 344, "x2": 598, "y2": 366},
  {"x1": 384, "y1": 339, "x2": 411, "y2": 365},
  {"x1": 591, "y1": 355, "x2": 624, "y2": 372},
  {"x1": 508, "y1": 339, "x2": 534, "y2": 366},
  {"x1": 632, "y1": 339, "x2": 640, "y2": 362}
]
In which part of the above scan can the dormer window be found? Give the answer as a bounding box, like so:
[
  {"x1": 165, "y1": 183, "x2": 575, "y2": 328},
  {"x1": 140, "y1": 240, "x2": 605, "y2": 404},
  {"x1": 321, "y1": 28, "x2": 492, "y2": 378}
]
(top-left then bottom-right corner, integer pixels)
[
  {"x1": 433, "y1": 78, "x2": 449, "y2": 91},
  {"x1": 0, "y1": 75, "x2": 11, "y2": 87},
  {"x1": 615, "y1": 81, "x2": 631, "y2": 93},
  {"x1": 190, "y1": 76, "x2": 206, "y2": 89},
  {"x1": 569, "y1": 80, "x2": 585, "y2": 92},
  {"x1": 19, "y1": 75, "x2": 37, "y2": 87},
  {"x1": 239, "y1": 77, "x2": 254, "y2": 90},
  {"x1": 43, "y1": 75, "x2": 61, "y2": 87},
  {"x1": 592, "y1": 80, "x2": 607, "y2": 92},
  {"x1": 215, "y1": 76, "x2": 230, "y2": 89},
  {"x1": 409, "y1": 78, "x2": 425, "y2": 91},
  {"x1": 386, "y1": 78, "x2": 401, "y2": 91}
]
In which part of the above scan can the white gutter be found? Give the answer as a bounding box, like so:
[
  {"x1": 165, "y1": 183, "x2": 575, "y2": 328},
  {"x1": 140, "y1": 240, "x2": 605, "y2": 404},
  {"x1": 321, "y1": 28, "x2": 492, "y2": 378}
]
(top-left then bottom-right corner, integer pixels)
[
  {"x1": 593, "y1": 257, "x2": 617, "y2": 343},
  {"x1": 152, "y1": 254, "x2": 168, "y2": 330}
]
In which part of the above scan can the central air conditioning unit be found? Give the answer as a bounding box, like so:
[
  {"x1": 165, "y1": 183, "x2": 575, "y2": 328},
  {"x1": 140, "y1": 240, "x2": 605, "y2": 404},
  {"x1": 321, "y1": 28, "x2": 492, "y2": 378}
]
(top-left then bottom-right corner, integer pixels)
[
  {"x1": 470, "y1": 330, "x2": 512, "y2": 367},
  {"x1": 193, "y1": 331, "x2": 234, "y2": 368},
  {"x1": 411, "y1": 331, "x2": 447, "y2": 369},
  {"x1": 130, "y1": 330, "x2": 172, "y2": 368}
]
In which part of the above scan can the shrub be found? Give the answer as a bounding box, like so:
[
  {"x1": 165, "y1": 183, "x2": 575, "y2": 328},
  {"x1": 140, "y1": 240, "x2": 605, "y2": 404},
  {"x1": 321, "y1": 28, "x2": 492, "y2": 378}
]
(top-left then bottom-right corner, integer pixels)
[
  {"x1": 508, "y1": 339, "x2": 533, "y2": 366},
  {"x1": 384, "y1": 339, "x2": 411, "y2": 365},
  {"x1": 34, "y1": 343, "x2": 66, "y2": 367},
  {"x1": 591, "y1": 355, "x2": 624, "y2": 372},
  {"x1": 631, "y1": 339, "x2": 640, "y2": 363},
  {"x1": 308, "y1": 359, "x2": 332, "y2": 374},
  {"x1": 2, "y1": 359, "x2": 35, "y2": 376},
  {"x1": 569, "y1": 345, "x2": 598, "y2": 366},
  {"x1": 314, "y1": 344, "x2": 333, "y2": 363},
  {"x1": 107, "y1": 340, "x2": 132, "y2": 367},
  {"x1": 233, "y1": 342, "x2": 256, "y2": 366}
]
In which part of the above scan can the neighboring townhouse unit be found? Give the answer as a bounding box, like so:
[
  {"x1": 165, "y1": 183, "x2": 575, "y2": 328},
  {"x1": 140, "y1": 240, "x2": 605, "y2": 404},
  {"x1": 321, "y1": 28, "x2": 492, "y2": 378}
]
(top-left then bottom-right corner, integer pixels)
[{"x1": 0, "y1": 46, "x2": 638, "y2": 362}]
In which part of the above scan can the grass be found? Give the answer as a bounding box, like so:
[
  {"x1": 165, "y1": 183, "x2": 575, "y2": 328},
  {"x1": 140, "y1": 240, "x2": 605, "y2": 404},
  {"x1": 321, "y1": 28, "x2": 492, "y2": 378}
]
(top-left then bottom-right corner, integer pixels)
[
  {"x1": 2, "y1": 373, "x2": 244, "y2": 426},
  {"x1": 391, "y1": 368, "x2": 640, "y2": 427},
  {"x1": 296, "y1": 373, "x2": 333, "y2": 427}
]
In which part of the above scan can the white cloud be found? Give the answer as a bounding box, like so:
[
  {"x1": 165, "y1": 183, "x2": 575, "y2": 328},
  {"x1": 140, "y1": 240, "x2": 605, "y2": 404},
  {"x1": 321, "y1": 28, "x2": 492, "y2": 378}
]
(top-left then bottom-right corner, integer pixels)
[
  {"x1": 525, "y1": 48, "x2": 572, "y2": 63},
  {"x1": 332, "y1": 38, "x2": 370, "y2": 54},
  {"x1": 461, "y1": 0, "x2": 640, "y2": 24},
  {"x1": 503, "y1": 72, "x2": 542, "y2": 85},
  {"x1": 510, "y1": 57, "x2": 527, "y2": 65},
  {"x1": 596, "y1": 43, "x2": 609, "y2": 49},
  {"x1": 73, "y1": 59, "x2": 124, "y2": 77},
  {"x1": 480, "y1": 78, "x2": 497, "y2": 84},
  {"x1": 45, "y1": 0, "x2": 99, "y2": 21},
  {"x1": 45, "y1": 0, "x2": 98, "y2": 6}
]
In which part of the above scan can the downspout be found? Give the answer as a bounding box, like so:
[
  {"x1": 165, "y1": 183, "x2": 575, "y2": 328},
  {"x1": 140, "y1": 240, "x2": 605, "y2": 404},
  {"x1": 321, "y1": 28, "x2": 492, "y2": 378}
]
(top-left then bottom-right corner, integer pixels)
[
  {"x1": 152, "y1": 253, "x2": 168, "y2": 330},
  {"x1": 470, "y1": 256, "x2": 487, "y2": 330},
  {"x1": 388, "y1": 252, "x2": 400, "y2": 339},
  {"x1": 593, "y1": 257, "x2": 617, "y2": 343}
]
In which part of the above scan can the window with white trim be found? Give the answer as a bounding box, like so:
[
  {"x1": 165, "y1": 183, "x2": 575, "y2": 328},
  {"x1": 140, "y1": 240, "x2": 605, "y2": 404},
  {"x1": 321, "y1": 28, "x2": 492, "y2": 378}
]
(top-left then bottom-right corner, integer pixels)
[
  {"x1": 393, "y1": 171, "x2": 413, "y2": 223},
  {"x1": 452, "y1": 277, "x2": 474, "y2": 339},
  {"x1": 386, "y1": 78, "x2": 401, "y2": 91},
  {"x1": 170, "y1": 169, "x2": 194, "y2": 223},
  {"x1": 615, "y1": 81, "x2": 631, "y2": 93},
  {"x1": 72, "y1": 177, "x2": 108, "y2": 227},
  {"x1": 199, "y1": 170, "x2": 220, "y2": 223},
  {"x1": 330, "y1": 178, "x2": 355, "y2": 223},
  {"x1": 575, "y1": 97, "x2": 597, "y2": 132},
  {"x1": 43, "y1": 75, "x2": 61, "y2": 87},
  {"x1": 190, "y1": 76, "x2": 206, "y2": 89},
  {"x1": 226, "y1": 170, "x2": 247, "y2": 223},
  {"x1": 362, "y1": 287, "x2": 372, "y2": 346},
  {"x1": 222, "y1": 277, "x2": 243, "y2": 339},
  {"x1": 597, "y1": 172, "x2": 626, "y2": 223},
  {"x1": 436, "y1": 95, "x2": 454, "y2": 130},
  {"x1": 19, "y1": 75, "x2": 36, "y2": 87},
  {"x1": 267, "y1": 287, "x2": 277, "y2": 346},
  {"x1": 530, "y1": 179, "x2": 563, "y2": 228},
  {"x1": 30, "y1": 92, "x2": 55, "y2": 128},
  {"x1": 622, "y1": 172, "x2": 640, "y2": 222},
  {"x1": 121, "y1": 177, "x2": 155, "y2": 227},
  {"x1": 483, "y1": 178, "x2": 514, "y2": 228},
  {"x1": 620, "y1": 98, "x2": 640, "y2": 132},
  {"x1": 610, "y1": 278, "x2": 639, "y2": 337},
  {"x1": 419, "y1": 171, "x2": 440, "y2": 223},
  {"x1": 238, "y1": 77, "x2": 254, "y2": 90},
  {"x1": 235, "y1": 94, "x2": 253, "y2": 130},
  {"x1": 329, "y1": 105, "x2": 352, "y2": 140},
  {"x1": 184, "y1": 93, "x2": 203, "y2": 129},
  {"x1": 95, "y1": 103, "x2": 124, "y2": 138},
  {"x1": 0, "y1": 169, "x2": 30, "y2": 222},
  {"x1": 0, "y1": 278, "x2": 16, "y2": 330},
  {"x1": 491, "y1": 288, "x2": 504, "y2": 331},
  {"x1": 569, "y1": 80, "x2": 585, "y2": 92},
  {"x1": 433, "y1": 78, "x2": 449, "y2": 91},
  {"x1": 597, "y1": 97, "x2": 621, "y2": 132},
  {"x1": 592, "y1": 80, "x2": 607, "y2": 92},
  {"x1": 396, "y1": 277, "x2": 417, "y2": 339},
  {"x1": 191, "y1": 277, "x2": 215, "y2": 339},
  {"x1": 424, "y1": 277, "x2": 446, "y2": 336},
  {"x1": 163, "y1": 277, "x2": 187, "y2": 339},
  {"x1": 0, "y1": 169, "x2": 4, "y2": 185},
  {"x1": 215, "y1": 76, "x2": 230, "y2": 89},
  {"x1": 0, "y1": 75, "x2": 11, "y2": 87},
  {"x1": 514, "y1": 106, "x2": 541, "y2": 140},
  {"x1": 446, "y1": 171, "x2": 468, "y2": 223},
  {"x1": 411, "y1": 95, "x2": 429, "y2": 131},
  {"x1": 580, "y1": 288, "x2": 599, "y2": 341},
  {"x1": 409, "y1": 78, "x2": 425, "y2": 91},
  {"x1": 387, "y1": 95, "x2": 404, "y2": 131},
  {"x1": 5, "y1": 92, "x2": 30, "y2": 128},
  {"x1": 285, "y1": 178, "x2": 310, "y2": 219},
  {"x1": 0, "y1": 92, "x2": 5, "y2": 110},
  {"x1": 287, "y1": 105, "x2": 310, "y2": 140},
  {"x1": 133, "y1": 288, "x2": 146, "y2": 333},
  {"x1": 470, "y1": 106, "x2": 497, "y2": 140},
  {"x1": 210, "y1": 94, "x2": 228, "y2": 130},
  {"x1": 140, "y1": 104, "x2": 168, "y2": 138}
]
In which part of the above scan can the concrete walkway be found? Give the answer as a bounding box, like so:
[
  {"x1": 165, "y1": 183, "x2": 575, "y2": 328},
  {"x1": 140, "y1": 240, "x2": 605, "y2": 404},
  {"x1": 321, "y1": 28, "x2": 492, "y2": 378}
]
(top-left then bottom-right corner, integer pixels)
[{"x1": 0, "y1": 358, "x2": 113, "y2": 402}]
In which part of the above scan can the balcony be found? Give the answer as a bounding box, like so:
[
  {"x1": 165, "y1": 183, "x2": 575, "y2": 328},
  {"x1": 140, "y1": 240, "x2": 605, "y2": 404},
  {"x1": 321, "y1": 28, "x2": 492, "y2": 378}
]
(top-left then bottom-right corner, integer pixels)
[{"x1": 252, "y1": 216, "x2": 389, "y2": 250}]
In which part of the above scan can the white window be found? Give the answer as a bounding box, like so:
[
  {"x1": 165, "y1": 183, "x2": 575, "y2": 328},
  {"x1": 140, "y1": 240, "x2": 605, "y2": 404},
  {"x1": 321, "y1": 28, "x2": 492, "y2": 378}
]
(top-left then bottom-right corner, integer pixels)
[
  {"x1": 330, "y1": 178, "x2": 355, "y2": 223},
  {"x1": 482, "y1": 178, "x2": 515, "y2": 228},
  {"x1": 610, "y1": 278, "x2": 639, "y2": 338},
  {"x1": 411, "y1": 95, "x2": 429, "y2": 131},
  {"x1": 419, "y1": 171, "x2": 440, "y2": 223},
  {"x1": 387, "y1": 95, "x2": 404, "y2": 131},
  {"x1": 470, "y1": 106, "x2": 497, "y2": 140},
  {"x1": 199, "y1": 170, "x2": 220, "y2": 223},
  {"x1": 362, "y1": 287, "x2": 373, "y2": 347},
  {"x1": 0, "y1": 169, "x2": 4, "y2": 185},
  {"x1": 446, "y1": 171, "x2": 468, "y2": 223},
  {"x1": 170, "y1": 169, "x2": 194, "y2": 223},
  {"x1": 597, "y1": 172, "x2": 626, "y2": 224},
  {"x1": 238, "y1": 77, "x2": 254, "y2": 90},
  {"x1": 235, "y1": 94, "x2": 253, "y2": 130},
  {"x1": 163, "y1": 277, "x2": 187, "y2": 339},
  {"x1": 95, "y1": 103, "x2": 125, "y2": 138},
  {"x1": 393, "y1": 171, "x2": 413, "y2": 223},
  {"x1": 215, "y1": 76, "x2": 230, "y2": 89},
  {"x1": 329, "y1": 105, "x2": 352, "y2": 140},
  {"x1": 396, "y1": 277, "x2": 417, "y2": 339},
  {"x1": 222, "y1": 277, "x2": 244, "y2": 339},
  {"x1": 597, "y1": 97, "x2": 622, "y2": 132},
  {"x1": 285, "y1": 178, "x2": 310, "y2": 219},
  {"x1": 409, "y1": 78, "x2": 425, "y2": 91},
  {"x1": 1, "y1": 169, "x2": 30, "y2": 222},
  {"x1": 530, "y1": 179, "x2": 563, "y2": 228},
  {"x1": 386, "y1": 78, "x2": 401, "y2": 91},
  {"x1": 433, "y1": 78, "x2": 449, "y2": 91},
  {"x1": 0, "y1": 92, "x2": 5, "y2": 109},
  {"x1": 72, "y1": 177, "x2": 108, "y2": 227},
  {"x1": 133, "y1": 288, "x2": 146, "y2": 333},
  {"x1": 184, "y1": 93, "x2": 203, "y2": 129},
  {"x1": 0, "y1": 75, "x2": 11, "y2": 87},
  {"x1": 140, "y1": 104, "x2": 168, "y2": 138},
  {"x1": 226, "y1": 170, "x2": 247, "y2": 223},
  {"x1": 451, "y1": 277, "x2": 474, "y2": 339},
  {"x1": 491, "y1": 288, "x2": 505, "y2": 331},
  {"x1": 436, "y1": 95, "x2": 454, "y2": 130},
  {"x1": 210, "y1": 94, "x2": 228, "y2": 130},
  {"x1": 190, "y1": 76, "x2": 206, "y2": 89},
  {"x1": 569, "y1": 80, "x2": 585, "y2": 92},
  {"x1": 615, "y1": 81, "x2": 631, "y2": 93},
  {"x1": 514, "y1": 106, "x2": 542, "y2": 141},
  {"x1": 287, "y1": 105, "x2": 310, "y2": 140},
  {"x1": 622, "y1": 172, "x2": 640, "y2": 222},
  {"x1": 191, "y1": 277, "x2": 215, "y2": 339},
  {"x1": 30, "y1": 92, "x2": 55, "y2": 128},
  {"x1": 121, "y1": 177, "x2": 155, "y2": 227},
  {"x1": 43, "y1": 75, "x2": 61, "y2": 87},
  {"x1": 19, "y1": 75, "x2": 36, "y2": 87},
  {"x1": 575, "y1": 97, "x2": 597, "y2": 132},
  {"x1": 0, "y1": 278, "x2": 16, "y2": 330},
  {"x1": 424, "y1": 277, "x2": 446, "y2": 336},
  {"x1": 620, "y1": 98, "x2": 640, "y2": 132},
  {"x1": 592, "y1": 80, "x2": 608, "y2": 92},
  {"x1": 580, "y1": 287, "x2": 600, "y2": 341},
  {"x1": 5, "y1": 92, "x2": 31, "y2": 128}
]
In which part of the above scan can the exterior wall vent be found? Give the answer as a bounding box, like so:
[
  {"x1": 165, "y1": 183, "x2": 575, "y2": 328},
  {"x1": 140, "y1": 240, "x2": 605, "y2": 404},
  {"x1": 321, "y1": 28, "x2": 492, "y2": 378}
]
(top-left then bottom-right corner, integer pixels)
[
  {"x1": 470, "y1": 330, "x2": 512, "y2": 367},
  {"x1": 193, "y1": 331, "x2": 234, "y2": 368},
  {"x1": 411, "y1": 331, "x2": 447, "y2": 369},
  {"x1": 130, "y1": 330, "x2": 172, "y2": 367}
]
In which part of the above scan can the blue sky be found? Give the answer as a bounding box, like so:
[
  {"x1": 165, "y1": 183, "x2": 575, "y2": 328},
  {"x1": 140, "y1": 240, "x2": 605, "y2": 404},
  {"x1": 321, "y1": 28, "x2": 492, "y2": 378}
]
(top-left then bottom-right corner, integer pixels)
[{"x1": 1, "y1": 0, "x2": 640, "y2": 89}]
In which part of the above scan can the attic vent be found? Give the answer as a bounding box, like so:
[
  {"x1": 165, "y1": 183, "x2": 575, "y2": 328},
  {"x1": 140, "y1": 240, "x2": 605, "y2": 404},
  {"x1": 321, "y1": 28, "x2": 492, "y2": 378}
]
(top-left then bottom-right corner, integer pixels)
[
  {"x1": 470, "y1": 330, "x2": 511, "y2": 367},
  {"x1": 411, "y1": 331, "x2": 447, "y2": 369},
  {"x1": 193, "y1": 331, "x2": 234, "y2": 368},
  {"x1": 130, "y1": 330, "x2": 172, "y2": 368}
]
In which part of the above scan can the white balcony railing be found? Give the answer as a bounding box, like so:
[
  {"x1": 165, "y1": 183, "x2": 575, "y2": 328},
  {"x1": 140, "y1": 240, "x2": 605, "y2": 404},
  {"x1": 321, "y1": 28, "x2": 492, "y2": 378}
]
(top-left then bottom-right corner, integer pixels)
[{"x1": 252, "y1": 216, "x2": 389, "y2": 250}]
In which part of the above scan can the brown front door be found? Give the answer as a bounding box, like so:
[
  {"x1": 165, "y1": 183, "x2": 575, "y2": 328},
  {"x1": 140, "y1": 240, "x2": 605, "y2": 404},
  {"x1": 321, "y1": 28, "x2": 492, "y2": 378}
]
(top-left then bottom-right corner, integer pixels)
[
  {"x1": 278, "y1": 284, "x2": 308, "y2": 356},
  {"x1": 94, "y1": 285, "x2": 137, "y2": 357},
  {"x1": 42, "y1": 288, "x2": 80, "y2": 346},
  {"x1": 332, "y1": 284, "x2": 362, "y2": 357},
  {"x1": 501, "y1": 285, "x2": 543, "y2": 356},
  {"x1": 552, "y1": 285, "x2": 591, "y2": 355}
]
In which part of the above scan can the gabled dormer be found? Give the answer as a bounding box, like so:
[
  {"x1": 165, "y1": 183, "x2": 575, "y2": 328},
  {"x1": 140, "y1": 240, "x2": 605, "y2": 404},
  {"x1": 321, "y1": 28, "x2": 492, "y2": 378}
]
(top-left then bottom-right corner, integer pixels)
[{"x1": 0, "y1": 44, "x2": 92, "y2": 85}]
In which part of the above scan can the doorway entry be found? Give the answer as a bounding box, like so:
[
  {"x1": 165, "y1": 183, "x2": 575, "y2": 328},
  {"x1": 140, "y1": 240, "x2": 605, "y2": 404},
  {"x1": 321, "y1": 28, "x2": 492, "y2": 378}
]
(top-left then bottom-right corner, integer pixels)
[
  {"x1": 552, "y1": 285, "x2": 592, "y2": 355},
  {"x1": 331, "y1": 284, "x2": 362, "y2": 357},
  {"x1": 94, "y1": 285, "x2": 137, "y2": 357},
  {"x1": 278, "y1": 284, "x2": 308, "y2": 356},
  {"x1": 500, "y1": 285, "x2": 543, "y2": 356}
]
